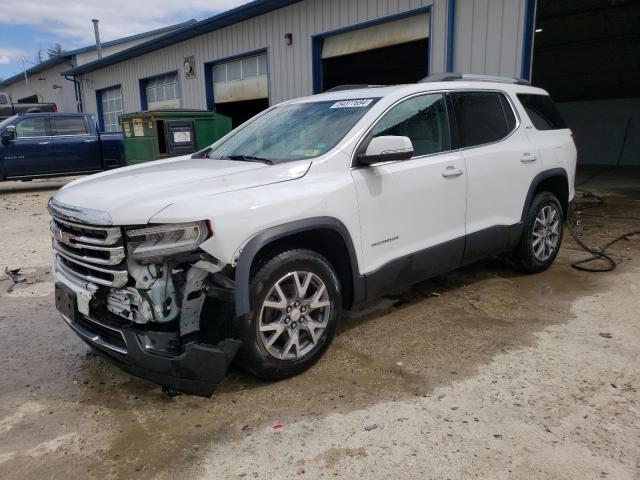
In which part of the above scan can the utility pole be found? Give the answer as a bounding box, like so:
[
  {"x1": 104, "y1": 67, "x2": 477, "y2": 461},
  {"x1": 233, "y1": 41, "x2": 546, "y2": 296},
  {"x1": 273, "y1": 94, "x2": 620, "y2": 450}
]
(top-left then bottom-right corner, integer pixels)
[{"x1": 92, "y1": 19, "x2": 102, "y2": 59}]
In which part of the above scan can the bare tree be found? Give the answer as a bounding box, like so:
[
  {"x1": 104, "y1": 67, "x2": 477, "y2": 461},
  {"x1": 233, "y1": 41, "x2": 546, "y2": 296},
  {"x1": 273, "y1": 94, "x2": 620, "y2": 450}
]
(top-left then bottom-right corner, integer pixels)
[
  {"x1": 35, "y1": 49, "x2": 45, "y2": 64},
  {"x1": 47, "y1": 43, "x2": 65, "y2": 58}
]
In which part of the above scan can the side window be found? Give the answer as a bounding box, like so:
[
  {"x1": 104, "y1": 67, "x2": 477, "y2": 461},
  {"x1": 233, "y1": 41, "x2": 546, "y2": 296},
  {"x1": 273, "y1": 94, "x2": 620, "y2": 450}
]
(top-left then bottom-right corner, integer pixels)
[
  {"x1": 517, "y1": 94, "x2": 567, "y2": 130},
  {"x1": 15, "y1": 117, "x2": 47, "y2": 138},
  {"x1": 371, "y1": 94, "x2": 450, "y2": 157},
  {"x1": 53, "y1": 116, "x2": 88, "y2": 136},
  {"x1": 451, "y1": 92, "x2": 515, "y2": 148}
]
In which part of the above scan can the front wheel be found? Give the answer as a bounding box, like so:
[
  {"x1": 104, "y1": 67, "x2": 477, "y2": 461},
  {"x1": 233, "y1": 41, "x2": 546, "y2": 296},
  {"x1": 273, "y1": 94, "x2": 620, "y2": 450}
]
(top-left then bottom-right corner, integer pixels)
[
  {"x1": 514, "y1": 191, "x2": 564, "y2": 273},
  {"x1": 236, "y1": 249, "x2": 342, "y2": 380}
]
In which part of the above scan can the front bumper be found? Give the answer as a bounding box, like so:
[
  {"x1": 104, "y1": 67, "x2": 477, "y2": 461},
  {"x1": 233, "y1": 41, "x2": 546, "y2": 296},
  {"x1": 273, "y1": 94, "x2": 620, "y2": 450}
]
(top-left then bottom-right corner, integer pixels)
[{"x1": 54, "y1": 262, "x2": 240, "y2": 397}]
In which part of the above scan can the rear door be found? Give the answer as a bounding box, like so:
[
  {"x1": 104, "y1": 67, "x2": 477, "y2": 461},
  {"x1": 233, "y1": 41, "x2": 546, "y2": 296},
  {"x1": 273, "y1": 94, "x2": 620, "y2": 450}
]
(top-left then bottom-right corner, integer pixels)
[
  {"x1": 450, "y1": 90, "x2": 541, "y2": 263},
  {"x1": 51, "y1": 115, "x2": 102, "y2": 172},
  {"x1": 1, "y1": 115, "x2": 53, "y2": 177}
]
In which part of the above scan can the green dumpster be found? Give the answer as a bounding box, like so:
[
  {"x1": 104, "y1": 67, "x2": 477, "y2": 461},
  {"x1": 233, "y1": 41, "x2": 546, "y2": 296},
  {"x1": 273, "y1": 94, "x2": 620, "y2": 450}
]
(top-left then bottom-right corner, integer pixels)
[{"x1": 120, "y1": 110, "x2": 232, "y2": 165}]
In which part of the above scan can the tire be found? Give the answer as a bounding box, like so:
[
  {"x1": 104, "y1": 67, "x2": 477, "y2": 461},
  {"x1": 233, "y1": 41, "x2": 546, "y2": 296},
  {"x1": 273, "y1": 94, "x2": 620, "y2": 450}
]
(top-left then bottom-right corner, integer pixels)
[
  {"x1": 236, "y1": 249, "x2": 342, "y2": 380},
  {"x1": 514, "y1": 191, "x2": 564, "y2": 273}
]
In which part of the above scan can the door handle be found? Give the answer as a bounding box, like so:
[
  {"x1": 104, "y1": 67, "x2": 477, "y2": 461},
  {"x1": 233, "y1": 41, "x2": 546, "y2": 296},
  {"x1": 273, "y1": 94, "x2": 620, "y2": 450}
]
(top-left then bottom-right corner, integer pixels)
[
  {"x1": 442, "y1": 166, "x2": 463, "y2": 178},
  {"x1": 38, "y1": 141, "x2": 50, "y2": 145},
  {"x1": 520, "y1": 153, "x2": 537, "y2": 163}
]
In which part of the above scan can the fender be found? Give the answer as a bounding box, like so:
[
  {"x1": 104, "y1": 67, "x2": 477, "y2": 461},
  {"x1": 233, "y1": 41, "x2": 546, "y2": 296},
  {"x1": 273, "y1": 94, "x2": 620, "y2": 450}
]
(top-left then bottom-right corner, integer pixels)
[
  {"x1": 520, "y1": 167, "x2": 569, "y2": 221},
  {"x1": 234, "y1": 216, "x2": 364, "y2": 317}
]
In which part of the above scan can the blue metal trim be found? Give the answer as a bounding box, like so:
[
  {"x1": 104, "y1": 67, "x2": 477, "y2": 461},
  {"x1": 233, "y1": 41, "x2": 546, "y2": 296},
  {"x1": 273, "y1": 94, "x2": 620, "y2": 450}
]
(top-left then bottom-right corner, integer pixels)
[
  {"x1": 95, "y1": 84, "x2": 121, "y2": 132},
  {"x1": 138, "y1": 69, "x2": 179, "y2": 111},
  {"x1": 311, "y1": 5, "x2": 432, "y2": 94},
  {"x1": 139, "y1": 79, "x2": 148, "y2": 111},
  {"x1": 520, "y1": 0, "x2": 537, "y2": 80},
  {"x1": 446, "y1": 0, "x2": 456, "y2": 72},
  {"x1": 203, "y1": 47, "x2": 269, "y2": 110},
  {"x1": 62, "y1": 0, "x2": 303, "y2": 76}
]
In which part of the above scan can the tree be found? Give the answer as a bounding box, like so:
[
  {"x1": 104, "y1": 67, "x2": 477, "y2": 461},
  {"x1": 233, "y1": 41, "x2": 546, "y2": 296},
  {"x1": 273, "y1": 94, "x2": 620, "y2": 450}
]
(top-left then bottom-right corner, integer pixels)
[
  {"x1": 47, "y1": 43, "x2": 64, "y2": 58},
  {"x1": 35, "y1": 49, "x2": 45, "y2": 64}
]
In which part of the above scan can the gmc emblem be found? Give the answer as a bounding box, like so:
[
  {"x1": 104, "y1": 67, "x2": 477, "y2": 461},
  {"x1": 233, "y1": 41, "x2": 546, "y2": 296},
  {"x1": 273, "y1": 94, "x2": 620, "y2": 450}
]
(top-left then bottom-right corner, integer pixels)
[{"x1": 51, "y1": 224, "x2": 75, "y2": 247}]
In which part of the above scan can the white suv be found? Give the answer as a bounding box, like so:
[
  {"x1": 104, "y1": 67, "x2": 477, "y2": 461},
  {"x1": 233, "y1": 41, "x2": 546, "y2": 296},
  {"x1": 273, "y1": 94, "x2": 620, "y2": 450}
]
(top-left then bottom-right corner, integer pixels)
[{"x1": 50, "y1": 74, "x2": 576, "y2": 395}]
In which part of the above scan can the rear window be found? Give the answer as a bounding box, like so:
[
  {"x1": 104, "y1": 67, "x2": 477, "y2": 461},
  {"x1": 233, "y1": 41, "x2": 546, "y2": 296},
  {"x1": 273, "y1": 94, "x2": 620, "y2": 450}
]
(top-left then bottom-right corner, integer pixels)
[
  {"x1": 517, "y1": 94, "x2": 566, "y2": 130},
  {"x1": 451, "y1": 92, "x2": 516, "y2": 148},
  {"x1": 53, "y1": 116, "x2": 88, "y2": 136}
]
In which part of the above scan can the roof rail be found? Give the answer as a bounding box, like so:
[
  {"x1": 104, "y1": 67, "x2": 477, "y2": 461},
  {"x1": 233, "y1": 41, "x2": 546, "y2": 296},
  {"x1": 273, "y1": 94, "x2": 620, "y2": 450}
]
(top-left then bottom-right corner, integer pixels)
[
  {"x1": 325, "y1": 84, "x2": 387, "y2": 92},
  {"x1": 419, "y1": 72, "x2": 530, "y2": 86}
]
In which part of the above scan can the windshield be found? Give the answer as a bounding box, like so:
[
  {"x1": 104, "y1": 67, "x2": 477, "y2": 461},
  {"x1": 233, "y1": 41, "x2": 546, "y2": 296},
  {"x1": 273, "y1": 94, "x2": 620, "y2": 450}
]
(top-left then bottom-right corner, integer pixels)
[{"x1": 208, "y1": 98, "x2": 380, "y2": 164}]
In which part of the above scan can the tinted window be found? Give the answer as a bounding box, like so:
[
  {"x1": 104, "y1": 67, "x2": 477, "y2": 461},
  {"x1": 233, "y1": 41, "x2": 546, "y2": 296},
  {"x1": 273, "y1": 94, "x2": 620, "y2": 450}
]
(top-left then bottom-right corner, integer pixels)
[
  {"x1": 451, "y1": 92, "x2": 515, "y2": 148},
  {"x1": 15, "y1": 117, "x2": 47, "y2": 138},
  {"x1": 517, "y1": 94, "x2": 566, "y2": 130},
  {"x1": 371, "y1": 94, "x2": 450, "y2": 157},
  {"x1": 53, "y1": 116, "x2": 88, "y2": 135}
]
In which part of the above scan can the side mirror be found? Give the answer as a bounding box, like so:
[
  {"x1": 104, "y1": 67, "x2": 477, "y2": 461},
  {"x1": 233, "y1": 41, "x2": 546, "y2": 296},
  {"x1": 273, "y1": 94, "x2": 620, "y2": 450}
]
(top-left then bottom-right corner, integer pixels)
[
  {"x1": 1, "y1": 126, "x2": 15, "y2": 144},
  {"x1": 358, "y1": 135, "x2": 414, "y2": 166}
]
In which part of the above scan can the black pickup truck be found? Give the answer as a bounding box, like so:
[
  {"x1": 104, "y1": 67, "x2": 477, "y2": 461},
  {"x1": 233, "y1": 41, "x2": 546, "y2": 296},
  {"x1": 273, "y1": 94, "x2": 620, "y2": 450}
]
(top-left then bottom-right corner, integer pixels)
[
  {"x1": 0, "y1": 112, "x2": 124, "y2": 181},
  {"x1": 0, "y1": 92, "x2": 57, "y2": 121}
]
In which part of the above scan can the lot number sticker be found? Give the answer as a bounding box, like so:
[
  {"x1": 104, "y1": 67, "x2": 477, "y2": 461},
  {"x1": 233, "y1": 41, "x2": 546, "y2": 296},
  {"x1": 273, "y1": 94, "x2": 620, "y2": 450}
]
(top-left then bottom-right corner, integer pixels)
[{"x1": 330, "y1": 99, "x2": 374, "y2": 109}]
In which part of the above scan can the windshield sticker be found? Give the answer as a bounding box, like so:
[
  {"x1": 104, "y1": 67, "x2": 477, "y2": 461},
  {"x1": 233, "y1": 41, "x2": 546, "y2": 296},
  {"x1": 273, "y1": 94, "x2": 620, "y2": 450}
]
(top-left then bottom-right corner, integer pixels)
[{"x1": 330, "y1": 99, "x2": 374, "y2": 109}]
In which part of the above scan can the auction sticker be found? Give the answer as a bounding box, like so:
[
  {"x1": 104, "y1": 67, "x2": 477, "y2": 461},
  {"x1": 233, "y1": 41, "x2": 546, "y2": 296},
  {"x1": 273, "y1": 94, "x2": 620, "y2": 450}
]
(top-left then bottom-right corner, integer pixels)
[{"x1": 330, "y1": 99, "x2": 373, "y2": 108}]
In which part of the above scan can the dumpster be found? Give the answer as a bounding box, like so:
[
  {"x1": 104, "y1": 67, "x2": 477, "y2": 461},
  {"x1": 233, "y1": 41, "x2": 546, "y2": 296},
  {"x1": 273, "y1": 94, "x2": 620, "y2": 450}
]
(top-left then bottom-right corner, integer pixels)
[{"x1": 120, "y1": 110, "x2": 232, "y2": 165}]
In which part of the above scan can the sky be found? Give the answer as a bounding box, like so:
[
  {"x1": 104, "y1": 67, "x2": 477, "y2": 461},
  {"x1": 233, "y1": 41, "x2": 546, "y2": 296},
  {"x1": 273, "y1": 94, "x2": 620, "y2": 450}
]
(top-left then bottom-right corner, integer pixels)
[{"x1": 0, "y1": 0, "x2": 251, "y2": 79}]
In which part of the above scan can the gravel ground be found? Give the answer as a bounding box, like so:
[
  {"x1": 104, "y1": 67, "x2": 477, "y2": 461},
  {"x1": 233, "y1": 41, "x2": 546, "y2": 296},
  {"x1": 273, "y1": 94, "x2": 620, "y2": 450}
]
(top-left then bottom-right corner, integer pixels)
[{"x1": 0, "y1": 174, "x2": 639, "y2": 479}]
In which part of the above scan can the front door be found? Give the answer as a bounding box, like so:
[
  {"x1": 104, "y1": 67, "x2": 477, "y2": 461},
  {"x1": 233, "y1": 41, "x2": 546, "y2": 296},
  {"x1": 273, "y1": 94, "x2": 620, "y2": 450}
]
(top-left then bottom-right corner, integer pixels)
[
  {"x1": 1, "y1": 115, "x2": 53, "y2": 177},
  {"x1": 351, "y1": 93, "x2": 467, "y2": 297}
]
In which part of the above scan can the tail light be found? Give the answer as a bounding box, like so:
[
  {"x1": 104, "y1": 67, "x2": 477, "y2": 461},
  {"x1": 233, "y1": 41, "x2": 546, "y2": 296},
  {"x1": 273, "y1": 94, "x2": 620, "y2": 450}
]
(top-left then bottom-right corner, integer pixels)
[
  {"x1": 53, "y1": 104, "x2": 58, "y2": 112},
  {"x1": 570, "y1": 131, "x2": 576, "y2": 146}
]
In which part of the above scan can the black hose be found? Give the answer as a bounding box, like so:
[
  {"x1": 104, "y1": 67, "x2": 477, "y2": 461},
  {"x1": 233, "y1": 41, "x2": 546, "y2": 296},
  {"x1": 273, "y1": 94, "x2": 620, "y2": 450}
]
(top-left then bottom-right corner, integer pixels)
[{"x1": 568, "y1": 189, "x2": 640, "y2": 272}]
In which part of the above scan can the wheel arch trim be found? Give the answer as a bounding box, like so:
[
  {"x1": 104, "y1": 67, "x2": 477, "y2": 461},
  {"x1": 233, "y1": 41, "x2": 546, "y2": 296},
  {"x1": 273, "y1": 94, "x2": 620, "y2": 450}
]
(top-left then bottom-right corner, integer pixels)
[
  {"x1": 234, "y1": 217, "x2": 363, "y2": 317},
  {"x1": 521, "y1": 168, "x2": 570, "y2": 221}
]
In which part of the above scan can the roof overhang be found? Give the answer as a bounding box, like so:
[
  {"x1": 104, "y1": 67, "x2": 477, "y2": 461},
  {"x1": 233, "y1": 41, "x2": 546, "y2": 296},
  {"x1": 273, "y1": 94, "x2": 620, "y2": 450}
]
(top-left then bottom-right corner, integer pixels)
[{"x1": 62, "y1": 0, "x2": 303, "y2": 76}]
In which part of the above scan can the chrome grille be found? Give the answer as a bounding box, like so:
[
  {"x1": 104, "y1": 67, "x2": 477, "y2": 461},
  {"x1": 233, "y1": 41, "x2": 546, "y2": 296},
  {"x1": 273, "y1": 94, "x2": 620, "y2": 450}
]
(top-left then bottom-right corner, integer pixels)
[{"x1": 50, "y1": 214, "x2": 128, "y2": 287}]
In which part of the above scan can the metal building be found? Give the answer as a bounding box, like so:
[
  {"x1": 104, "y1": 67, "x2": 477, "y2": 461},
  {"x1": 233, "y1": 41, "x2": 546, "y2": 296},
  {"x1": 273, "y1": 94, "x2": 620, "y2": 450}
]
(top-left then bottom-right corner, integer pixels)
[
  {"x1": 61, "y1": 0, "x2": 534, "y2": 131},
  {"x1": 0, "y1": 20, "x2": 196, "y2": 113}
]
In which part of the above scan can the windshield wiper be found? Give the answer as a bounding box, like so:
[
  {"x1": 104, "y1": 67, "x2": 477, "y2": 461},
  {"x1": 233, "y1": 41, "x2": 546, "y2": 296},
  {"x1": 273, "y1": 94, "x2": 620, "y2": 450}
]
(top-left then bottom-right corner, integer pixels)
[{"x1": 220, "y1": 155, "x2": 274, "y2": 165}]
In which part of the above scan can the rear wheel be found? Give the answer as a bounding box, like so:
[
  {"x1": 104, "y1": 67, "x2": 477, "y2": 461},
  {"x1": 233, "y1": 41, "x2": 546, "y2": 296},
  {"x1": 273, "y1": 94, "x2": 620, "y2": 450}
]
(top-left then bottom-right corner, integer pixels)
[
  {"x1": 514, "y1": 191, "x2": 564, "y2": 273},
  {"x1": 236, "y1": 249, "x2": 342, "y2": 380}
]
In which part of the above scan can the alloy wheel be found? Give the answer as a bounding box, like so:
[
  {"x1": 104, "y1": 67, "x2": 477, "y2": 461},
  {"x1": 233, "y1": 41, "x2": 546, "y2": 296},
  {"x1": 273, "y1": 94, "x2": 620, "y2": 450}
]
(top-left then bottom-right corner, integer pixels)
[
  {"x1": 532, "y1": 205, "x2": 561, "y2": 261},
  {"x1": 258, "y1": 271, "x2": 331, "y2": 361}
]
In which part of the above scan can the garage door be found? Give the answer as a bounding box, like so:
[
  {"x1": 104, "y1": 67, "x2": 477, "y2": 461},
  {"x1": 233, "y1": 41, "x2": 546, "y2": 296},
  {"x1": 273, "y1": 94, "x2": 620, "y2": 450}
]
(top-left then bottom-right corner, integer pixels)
[{"x1": 320, "y1": 13, "x2": 430, "y2": 91}]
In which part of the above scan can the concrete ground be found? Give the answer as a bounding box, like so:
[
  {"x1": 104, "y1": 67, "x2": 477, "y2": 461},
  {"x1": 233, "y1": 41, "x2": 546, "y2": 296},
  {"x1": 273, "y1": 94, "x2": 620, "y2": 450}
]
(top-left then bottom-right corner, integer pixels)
[{"x1": 0, "y1": 169, "x2": 639, "y2": 479}]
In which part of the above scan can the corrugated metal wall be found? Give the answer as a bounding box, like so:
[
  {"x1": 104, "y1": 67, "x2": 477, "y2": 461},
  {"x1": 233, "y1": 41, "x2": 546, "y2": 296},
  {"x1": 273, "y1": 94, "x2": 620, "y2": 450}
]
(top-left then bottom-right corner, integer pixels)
[
  {"x1": 453, "y1": 0, "x2": 527, "y2": 77},
  {"x1": 80, "y1": 0, "x2": 527, "y2": 117},
  {"x1": 3, "y1": 62, "x2": 77, "y2": 112}
]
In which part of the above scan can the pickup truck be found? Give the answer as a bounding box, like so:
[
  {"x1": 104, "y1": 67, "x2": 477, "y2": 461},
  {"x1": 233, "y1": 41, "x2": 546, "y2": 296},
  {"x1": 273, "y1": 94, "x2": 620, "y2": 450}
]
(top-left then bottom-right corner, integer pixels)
[
  {"x1": 0, "y1": 92, "x2": 57, "y2": 121},
  {"x1": 49, "y1": 74, "x2": 576, "y2": 396},
  {"x1": 0, "y1": 112, "x2": 124, "y2": 181}
]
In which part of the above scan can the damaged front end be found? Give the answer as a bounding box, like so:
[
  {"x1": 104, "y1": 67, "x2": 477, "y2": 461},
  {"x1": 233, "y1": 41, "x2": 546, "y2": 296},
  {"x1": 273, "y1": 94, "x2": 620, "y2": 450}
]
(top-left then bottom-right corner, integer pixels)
[{"x1": 49, "y1": 201, "x2": 241, "y2": 396}]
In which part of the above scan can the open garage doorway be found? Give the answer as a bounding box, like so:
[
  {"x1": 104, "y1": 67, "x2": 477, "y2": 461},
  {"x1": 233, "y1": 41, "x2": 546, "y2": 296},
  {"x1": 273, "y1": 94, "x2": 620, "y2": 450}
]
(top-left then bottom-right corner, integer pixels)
[
  {"x1": 210, "y1": 52, "x2": 270, "y2": 128},
  {"x1": 314, "y1": 11, "x2": 430, "y2": 93},
  {"x1": 215, "y1": 98, "x2": 269, "y2": 128},
  {"x1": 530, "y1": 0, "x2": 640, "y2": 167}
]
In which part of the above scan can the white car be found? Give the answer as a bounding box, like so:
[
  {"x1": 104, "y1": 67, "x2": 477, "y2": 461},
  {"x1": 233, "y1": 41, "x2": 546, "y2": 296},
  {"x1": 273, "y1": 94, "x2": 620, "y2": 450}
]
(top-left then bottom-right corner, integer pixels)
[{"x1": 50, "y1": 74, "x2": 576, "y2": 395}]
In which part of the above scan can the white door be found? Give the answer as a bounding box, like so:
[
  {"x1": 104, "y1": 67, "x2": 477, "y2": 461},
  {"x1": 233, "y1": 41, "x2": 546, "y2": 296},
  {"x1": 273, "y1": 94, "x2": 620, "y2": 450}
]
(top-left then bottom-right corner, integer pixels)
[
  {"x1": 351, "y1": 93, "x2": 467, "y2": 285},
  {"x1": 451, "y1": 91, "x2": 541, "y2": 235}
]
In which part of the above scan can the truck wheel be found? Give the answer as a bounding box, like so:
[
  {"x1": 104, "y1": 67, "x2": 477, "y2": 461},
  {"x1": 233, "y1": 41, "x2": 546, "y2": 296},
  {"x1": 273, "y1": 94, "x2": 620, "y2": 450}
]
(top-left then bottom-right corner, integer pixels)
[
  {"x1": 237, "y1": 249, "x2": 342, "y2": 380},
  {"x1": 514, "y1": 191, "x2": 564, "y2": 273}
]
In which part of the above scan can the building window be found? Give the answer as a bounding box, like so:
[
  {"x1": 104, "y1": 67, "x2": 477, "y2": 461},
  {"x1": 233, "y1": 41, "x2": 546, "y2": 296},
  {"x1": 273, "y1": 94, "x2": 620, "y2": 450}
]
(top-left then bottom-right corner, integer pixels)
[
  {"x1": 145, "y1": 72, "x2": 180, "y2": 109},
  {"x1": 99, "y1": 86, "x2": 123, "y2": 133},
  {"x1": 213, "y1": 54, "x2": 268, "y2": 84}
]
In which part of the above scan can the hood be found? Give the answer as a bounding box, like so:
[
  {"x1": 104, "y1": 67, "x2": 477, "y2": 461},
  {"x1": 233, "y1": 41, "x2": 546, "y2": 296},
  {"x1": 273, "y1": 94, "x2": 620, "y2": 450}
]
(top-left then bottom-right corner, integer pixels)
[{"x1": 53, "y1": 156, "x2": 311, "y2": 225}]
